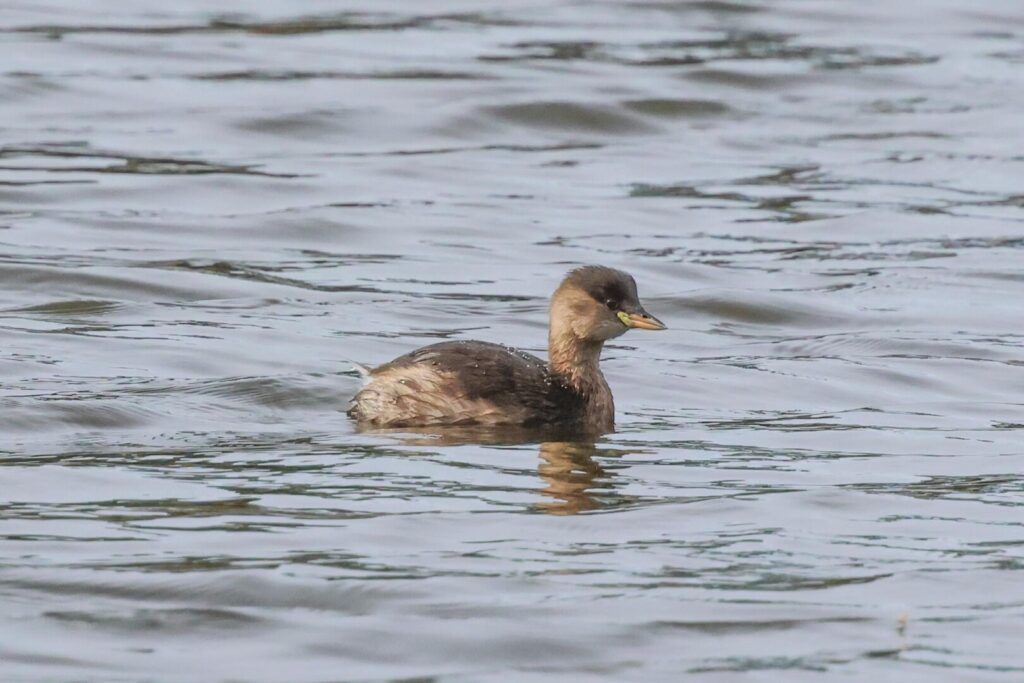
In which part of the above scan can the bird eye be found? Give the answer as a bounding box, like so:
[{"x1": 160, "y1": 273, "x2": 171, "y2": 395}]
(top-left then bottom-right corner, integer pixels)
[{"x1": 605, "y1": 299, "x2": 619, "y2": 310}]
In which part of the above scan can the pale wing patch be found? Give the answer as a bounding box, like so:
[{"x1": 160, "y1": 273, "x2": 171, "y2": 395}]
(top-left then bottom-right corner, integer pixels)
[
  {"x1": 349, "y1": 364, "x2": 530, "y2": 427},
  {"x1": 352, "y1": 363, "x2": 373, "y2": 384}
]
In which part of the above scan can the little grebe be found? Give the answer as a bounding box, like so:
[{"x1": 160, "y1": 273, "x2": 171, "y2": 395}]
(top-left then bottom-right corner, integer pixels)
[{"x1": 347, "y1": 266, "x2": 665, "y2": 432}]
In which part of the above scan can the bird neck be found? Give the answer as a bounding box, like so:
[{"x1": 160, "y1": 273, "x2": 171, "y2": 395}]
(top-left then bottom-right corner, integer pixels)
[{"x1": 548, "y1": 328, "x2": 607, "y2": 395}]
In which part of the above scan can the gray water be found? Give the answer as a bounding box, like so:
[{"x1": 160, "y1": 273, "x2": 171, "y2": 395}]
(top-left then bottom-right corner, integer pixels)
[{"x1": 2, "y1": 0, "x2": 1024, "y2": 680}]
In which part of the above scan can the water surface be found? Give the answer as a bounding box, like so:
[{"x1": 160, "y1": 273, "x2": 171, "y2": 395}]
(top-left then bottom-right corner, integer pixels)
[{"x1": 2, "y1": 0, "x2": 1024, "y2": 680}]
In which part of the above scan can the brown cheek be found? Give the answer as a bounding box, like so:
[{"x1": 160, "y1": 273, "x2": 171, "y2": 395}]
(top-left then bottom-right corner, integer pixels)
[
  {"x1": 601, "y1": 321, "x2": 622, "y2": 340},
  {"x1": 572, "y1": 316, "x2": 590, "y2": 338},
  {"x1": 570, "y1": 299, "x2": 590, "y2": 317},
  {"x1": 569, "y1": 301, "x2": 593, "y2": 337}
]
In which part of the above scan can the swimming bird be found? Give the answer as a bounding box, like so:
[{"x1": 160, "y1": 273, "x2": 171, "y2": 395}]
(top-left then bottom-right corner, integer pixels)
[{"x1": 347, "y1": 265, "x2": 665, "y2": 433}]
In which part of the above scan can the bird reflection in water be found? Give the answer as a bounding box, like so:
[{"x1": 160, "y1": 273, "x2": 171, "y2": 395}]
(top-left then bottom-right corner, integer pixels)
[
  {"x1": 369, "y1": 426, "x2": 627, "y2": 515},
  {"x1": 536, "y1": 441, "x2": 610, "y2": 515}
]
